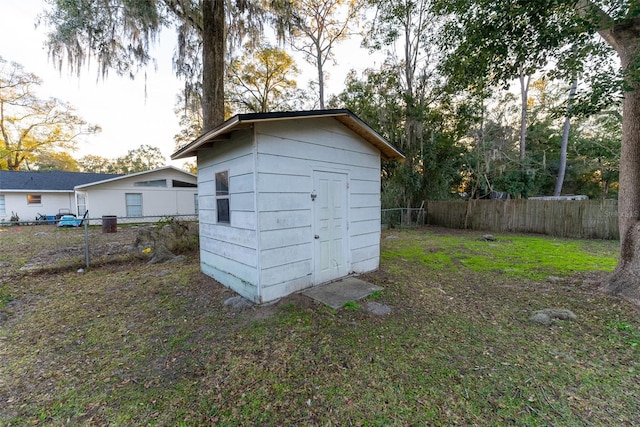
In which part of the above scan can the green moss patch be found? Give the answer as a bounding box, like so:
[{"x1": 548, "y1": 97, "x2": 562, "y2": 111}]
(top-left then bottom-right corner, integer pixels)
[{"x1": 383, "y1": 231, "x2": 618, "y2": 280}]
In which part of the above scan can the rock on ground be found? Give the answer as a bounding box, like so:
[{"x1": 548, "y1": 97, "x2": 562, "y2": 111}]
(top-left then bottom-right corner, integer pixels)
[
  {"x1": 529, "y1": 308, "x2": 577, "y2": 326},
  {"x1": 224, "y1": 295, "x2": 254, "y2": 311},
  {"x1": 366, "y1": 302, "x2": 392, "y2": 315}
]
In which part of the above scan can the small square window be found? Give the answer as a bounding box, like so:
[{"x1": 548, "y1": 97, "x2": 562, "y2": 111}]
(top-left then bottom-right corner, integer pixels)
[
  {"x1": 217, "y1": 198, "x2": 230, "y2": 223},
  {"x1": 125, "y1": 193, "x2": 143, "y2": 217},
  {"x1": 27, "y1": 194, "x2": 42, "y2": 205},
  {"x1": 216, "y1": 171, "x2": 229, "y2": 196}
]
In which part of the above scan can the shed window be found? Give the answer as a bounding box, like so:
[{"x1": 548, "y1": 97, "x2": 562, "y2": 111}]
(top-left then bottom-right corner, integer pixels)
[
  {"x1": 125, "y1": 193, "x2": 143, "y2": 217},
  {"x1": 0, "y1": 195, "x2": 5, "y2": 215},
  {"x1": 27, "y1": 194, "x2": 42, "y2": 205},
  {"x1": 194, "y1": 194, "x2": 199, "y2": 214},
  {"x1": 215, "y1": 171, "x2": 230, "y2": 224}
]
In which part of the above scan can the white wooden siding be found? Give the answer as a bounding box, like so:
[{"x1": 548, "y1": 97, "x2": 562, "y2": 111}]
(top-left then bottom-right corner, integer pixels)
[
  {"x1": 254, "y1": 118, "x2": 381, "y2": 294},
  {"x1": 261, "y1": 259, "x2": 313, "y2": 287},
  {"x1": 200, "y1": 251, "x2": 258, "y2": 301},
  {"x1": 351, "y1": 206, "x2": 381, "y2": 222},
  {"x1": 197, "y1": 130, "x2": 260, "y2": 301},
  {"x1": 259, "y1": 227, "x2": 310, "y2": 250},
  {"x1": 195, "y1": 118, "x2": 384, "y2": 303},
  {"x1": 260, "y1": 242, "x2": 312, "y2": 269},
  {"x1": 259, "y1": 210, "x2": 311, "y2": 231}
]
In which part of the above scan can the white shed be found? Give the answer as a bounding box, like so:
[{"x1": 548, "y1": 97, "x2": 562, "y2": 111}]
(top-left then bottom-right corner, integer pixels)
[{"x1": 171, "y1": 109, "x2": 404, "y2": 303}]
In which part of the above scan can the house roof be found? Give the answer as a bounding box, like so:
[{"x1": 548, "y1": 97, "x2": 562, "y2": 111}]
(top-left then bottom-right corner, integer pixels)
[
  {"x1": 0, "y1": 170, "x2": 123, "y2": 192},
  {"x1": 73, "y1": 166, "x2": 196, "y2": 189},
  {"x1": 171, "y1": 109, "x2": 405, "y2": 161}
]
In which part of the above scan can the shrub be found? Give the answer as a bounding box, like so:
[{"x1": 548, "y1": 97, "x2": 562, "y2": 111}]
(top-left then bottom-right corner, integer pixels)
[{"x1": 133, "y1": 218, "x2": 199, "y2": 258}]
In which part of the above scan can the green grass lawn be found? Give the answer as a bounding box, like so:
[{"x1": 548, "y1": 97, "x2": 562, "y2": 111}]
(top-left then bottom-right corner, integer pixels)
[
  {"x1": 383, "y1": 231, "x2": 618, "y2": 280},
  {"x1": 1, "y1": 227, "x2": 638, "y2": 426}
]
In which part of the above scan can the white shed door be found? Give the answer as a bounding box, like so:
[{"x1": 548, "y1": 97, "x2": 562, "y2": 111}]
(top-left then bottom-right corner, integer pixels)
[{"x1": 313, "y1": 171, "x2": 349, "y2": 284}]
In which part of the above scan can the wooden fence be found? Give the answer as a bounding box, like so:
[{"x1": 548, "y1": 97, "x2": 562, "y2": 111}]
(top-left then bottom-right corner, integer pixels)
[{"x1": 425, "y1": 199, "x2": 619, "y2": 239}]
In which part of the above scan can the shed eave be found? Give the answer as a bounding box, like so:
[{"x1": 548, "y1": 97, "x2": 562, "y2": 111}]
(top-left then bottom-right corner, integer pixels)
[
  {"x1": 171, "y1": 116, "x2": 242, "y2": 160},
  {"x1": 170, "y1": 109, "x2": 405, "y2": 161},
  {"x1": 333, "y1": 115, "x2": 404, "y2": 161}
]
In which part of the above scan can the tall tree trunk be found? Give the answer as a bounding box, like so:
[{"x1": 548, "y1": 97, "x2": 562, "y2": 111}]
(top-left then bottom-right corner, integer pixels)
[
  {"x1": 316, "y1": 40, "x2": 325, "y2": 109},
  {"x1": 202, "y1": 0, "x2": 226, "y2": 131},
  {"x1": 603, "y1": 82, "x2": 640, "y2": 303},
  {"x1": 601, "y1": 25, "x2": 640, "y2": 303},
  {"x1": 518, "y1": 68, "x2": 530, "y2": 160},
  {"x1": 553, "y1": 76, "x2": 578, "y2": 196}
]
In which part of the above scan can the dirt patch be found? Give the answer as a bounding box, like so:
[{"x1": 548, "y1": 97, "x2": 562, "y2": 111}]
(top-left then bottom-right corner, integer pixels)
[{"x1": 19, "y1": 241, "x2": 134, "y2": 271}]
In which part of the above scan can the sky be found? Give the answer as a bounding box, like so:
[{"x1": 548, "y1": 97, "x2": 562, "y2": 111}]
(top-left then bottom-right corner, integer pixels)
[
  {"x1": 1, "y1": 1, "x2": 375, "y2": 168},
  {"x1": 1, "y1": 1, "x2": 186, "y2": 166}
]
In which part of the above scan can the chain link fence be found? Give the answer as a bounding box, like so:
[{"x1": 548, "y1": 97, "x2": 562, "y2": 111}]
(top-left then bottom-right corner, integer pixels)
[
  {"x1": 381, "y1": 208, "x2": 426, "y2": 228},
  {"x1": 0, "y1": 215, "x2": 198, "y2": 275}
]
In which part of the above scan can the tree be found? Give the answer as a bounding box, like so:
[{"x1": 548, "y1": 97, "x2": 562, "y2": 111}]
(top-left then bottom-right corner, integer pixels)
[
  {"x1": 460, "y1": 90, "x2": 525, "y2": 199},
  {"x1": 29, "y1": 151, "x2": 80, "y2": 171},
  {"x1": 112, "y1": 144, "x2": 166, "y2": 174},
  {"x1": 361, "y1": 0, "x2": 466, "y2": 212},
  {"x1": 288, "y1": 0, "x2": 362, "y2": 108},
  {"x1": 0, "y1": 57, "x2": 96, "y2": 171},
  {"x1": 433, "y1": 0, "x2": 640, "y2": 302},
  {"x1": 518, "y1": 68, "x2": 532, "y2": 161},
  {"x1": 554, "y1": 76, "x2": 579, "y2": 196},
  {"x1": 77, "y1": 145, "x2": 165, "y2": 174},
  {"x1": 332, "y1": 66, "x2": 417, "y2": 208},
  {"x1": 43, "y1": 0, "x2": 278, "y2": 131},
  {"x1": 77, "y1": 154, "x2": 114, "y2": 173},
  {"x1": 461, "y1": 78, "x2": 621, "y2": 200},
  {"x1": 573, "y1": 108, "x2": 621, "y2": 199},
  {"x1": 173, "y1": 88, "x2": 204, "y2": 150},
  {"x1": 227, "y1": 43, "x2": 301, "y2": 113},
  {"x1": 333, "y1": 63, "x2": 468, "y2": 208}
]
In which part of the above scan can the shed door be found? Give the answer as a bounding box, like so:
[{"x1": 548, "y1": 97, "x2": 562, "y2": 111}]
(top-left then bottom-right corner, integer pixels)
[{"x1": 313, "y1": 171, "x2": 349, "y2": 284}]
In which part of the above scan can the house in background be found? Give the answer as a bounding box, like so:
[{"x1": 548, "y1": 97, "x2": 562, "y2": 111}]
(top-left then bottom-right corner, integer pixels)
[
  {"x1": 0, "y1": 166, "x2": 198, "y2": 222},
  {"x1": 172, "y1": 109, "x2": 404, "y2": 303},
  {"x1": 74, "y1": 166, "x2": 197, "y2": 218},
  {"x1": 0, "y1": 170, "x2": 120, "y2": 222}
]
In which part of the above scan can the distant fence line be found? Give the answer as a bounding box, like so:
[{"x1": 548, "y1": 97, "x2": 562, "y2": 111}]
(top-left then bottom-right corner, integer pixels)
[
  {"x1": 0, "y1": 214, "x2": 198, "y2": 271},
  {"x1": 423, "y1": 199, "x2": 619, "y2": 239},
  {"x1": 0, "y1": 214, "x2": 198, "y2": 228},
  {"x1": 381, "y1": 208, "x2": 426, "y2": 228}
]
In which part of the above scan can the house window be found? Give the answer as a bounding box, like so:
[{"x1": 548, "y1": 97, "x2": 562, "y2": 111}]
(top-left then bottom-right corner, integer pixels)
[
  {"x1": 27, "y1": 194, "x2": 42, "y2": 205},
  {"x1": 215, "y1": 171, "x2": 230, "y2": 224},
  {"x1": 194, "y1": 194, "x2": 199, "y2": 214},
  {"x1": 125, "y1": 193, "x2": 143, "y2": 217},
  {"x1": 0, "y1": 195, "x2": 5, "y2": 215},
  {"x1": 173, "y1": 179, "x2": 197, "y2": 188},
  {"x1": 134, "y1": 179, "x2": 166, "y2": 187}
]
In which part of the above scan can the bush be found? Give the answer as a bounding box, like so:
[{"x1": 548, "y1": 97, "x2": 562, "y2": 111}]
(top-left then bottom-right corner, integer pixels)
[{"x1": 133, "y1": 218, "x2": 199, "y2": 258}]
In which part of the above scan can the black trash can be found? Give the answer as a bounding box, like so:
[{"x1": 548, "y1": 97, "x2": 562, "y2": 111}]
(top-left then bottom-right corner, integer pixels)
[{"x1": 102, "y1": 215, "x2": 117, "y2": 233}]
